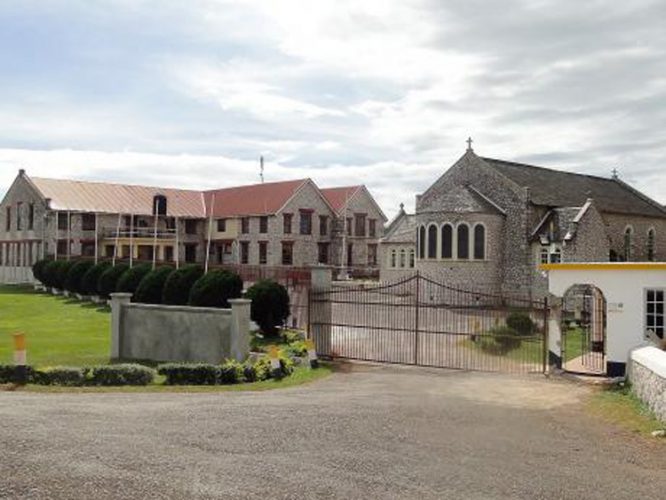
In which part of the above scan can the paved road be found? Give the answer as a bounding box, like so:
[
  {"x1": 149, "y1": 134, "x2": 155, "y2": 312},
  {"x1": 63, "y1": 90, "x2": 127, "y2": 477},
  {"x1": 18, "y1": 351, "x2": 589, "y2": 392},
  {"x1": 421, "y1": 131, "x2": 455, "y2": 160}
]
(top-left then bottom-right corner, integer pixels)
[{"x1": 1, "y1": 365, "x2": 664, "y2": 499}]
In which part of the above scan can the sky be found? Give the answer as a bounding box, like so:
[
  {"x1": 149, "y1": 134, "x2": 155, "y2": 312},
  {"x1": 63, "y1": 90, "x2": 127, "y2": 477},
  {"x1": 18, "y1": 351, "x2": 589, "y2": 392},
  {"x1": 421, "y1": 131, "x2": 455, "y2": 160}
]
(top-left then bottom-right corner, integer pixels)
[{"x1": 0, "y1": 0, "x2": 665, "y2": 218}]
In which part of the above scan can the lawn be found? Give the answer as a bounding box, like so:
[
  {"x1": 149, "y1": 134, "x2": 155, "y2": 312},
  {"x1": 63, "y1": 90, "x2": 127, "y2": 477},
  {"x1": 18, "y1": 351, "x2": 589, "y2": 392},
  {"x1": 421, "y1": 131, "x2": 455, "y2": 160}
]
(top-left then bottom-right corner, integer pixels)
[
  {"x1": 562, "y1": 327, "x2": 585, "y2": 362},
  {"x1": 587, "y1": 383, "x2": 664, "y2": 436},
  {"x1": 0, "y1": 286, "x2": 110, "y2": 367}
]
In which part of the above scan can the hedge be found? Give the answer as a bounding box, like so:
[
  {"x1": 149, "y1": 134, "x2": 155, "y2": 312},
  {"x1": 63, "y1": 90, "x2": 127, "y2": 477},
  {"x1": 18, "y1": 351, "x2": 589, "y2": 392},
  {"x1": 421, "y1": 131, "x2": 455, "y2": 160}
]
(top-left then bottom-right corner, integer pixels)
[
  {"x1": 0, "y1": 364, "x2": 154, "y2": 386},
  {"x1": 64, "y1": 260, "x2": 94, "y2": 294},
  {"x1": 188, "y1": 270, "x2": 243, "y2": 308},
  {"x1": 116, "y1": 263, "x2": 152, "y2": 296},
  {"x1": 245, "y1": 280, "x2": 290, "y2": 336},
  {"x1": 162, "y1": 264, "x2": 204, "y2": 305},
  {"x1": 33, "y1": 367, "x2": 87, "y2": 386},
  {"x1": 98, "y1": 263, "x2": 129, "y2": 299},
  {"x1": 80, "y1": 261, "x2": 112, "y2": 296},
  {"x1": 134, "y1": 266, "x2": 175, "y2": 304},
  {"x1": 32, "y1": 258, "x2": 50, "y2": 284},
  {"x1": 87, "y1": 364, "x2": 155, "y2": 386},
  {"x1": 53, "y1": 260, "x2": 77, "y2": 290},
  {"x1": 0, "y1": 365, "x2": 35, "y2": 384},
  {"x1": 157, "y1": 363, "x2": 220, "y2": 385}
]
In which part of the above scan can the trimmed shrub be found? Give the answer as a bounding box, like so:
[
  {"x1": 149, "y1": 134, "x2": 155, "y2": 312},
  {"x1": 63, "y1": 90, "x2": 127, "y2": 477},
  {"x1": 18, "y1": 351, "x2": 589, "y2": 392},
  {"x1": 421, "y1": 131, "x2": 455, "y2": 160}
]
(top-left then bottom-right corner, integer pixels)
[
  {"x1": 116, "y1": 263, "x2": 152, "y2": 296},
  {"x1": 243, "y1": 361, "x2": 270, "y2": 382},
  {"x1": 219, "y1": 360, "x2": 244, "y2": 384},
  {"x1": 80, "y1": 261, "x2": 112, "y2": 296},
  {"x1": 55, "y1": 260, "x2": 77, "y2": 290},
  {"x1": 157, "y1": 363, "x2": 220, "y2": 385},
  {"x1": 245, "y1": 280, "x2": 290, "y2": 337},
  {"x1": 162, "y1": 264, "x2": 204, "y2": 305},
  {"x1": 88, "y1": 364, "x2": 155, "y2": 386},
  {"x1": 41, "y1": 260, "x2": 61, "y2": 288},
  {"x1": 0, "y1": 365, "x2": 36, "y2": 384},
  {"x1": 33, "y1": 367, "x2": 86, "y2": 386},
  {"x1": 506, "y1": 312, "x2": 536, "y2": 337},
  {"x1": 64, "y1": 260, "x2": 94, "y2": 294},
  {"x1": 134, "y1": 266, "x2": 175, "y2": 304},
  {"x1": 32, "y1": 259, "x2": 50, "y2": 284},
  {"x1": 188, "y1": 270, "x2": 243, "y2": 308},
  {"x1": 98, "y1": 263, "x2": 129, "y2": 299}
]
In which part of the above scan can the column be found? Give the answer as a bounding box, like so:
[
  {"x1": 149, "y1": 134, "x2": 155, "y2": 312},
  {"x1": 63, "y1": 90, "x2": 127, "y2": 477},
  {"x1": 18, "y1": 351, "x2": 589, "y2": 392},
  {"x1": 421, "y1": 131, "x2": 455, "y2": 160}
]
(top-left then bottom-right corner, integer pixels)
[{"x1": 309, "y1": 265, "x2": 333, "y2": 356}]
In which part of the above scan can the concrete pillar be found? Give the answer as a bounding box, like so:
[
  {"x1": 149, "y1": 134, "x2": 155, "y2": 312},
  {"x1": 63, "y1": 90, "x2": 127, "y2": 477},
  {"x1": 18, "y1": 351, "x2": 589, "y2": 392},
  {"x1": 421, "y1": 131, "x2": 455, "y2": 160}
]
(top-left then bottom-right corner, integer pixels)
[
  {"x1": 547, "y1": 294, "x2": 563, "y2": 369},
  {"x1": 229, "y1": 298, "x2": 252, "y2": 362},
  {"x1": 309, "y1": 265, "x2": 333, "y2": 356},
  {"x1": 110, "y1": 293, "x2": 132, "y2": 360}
]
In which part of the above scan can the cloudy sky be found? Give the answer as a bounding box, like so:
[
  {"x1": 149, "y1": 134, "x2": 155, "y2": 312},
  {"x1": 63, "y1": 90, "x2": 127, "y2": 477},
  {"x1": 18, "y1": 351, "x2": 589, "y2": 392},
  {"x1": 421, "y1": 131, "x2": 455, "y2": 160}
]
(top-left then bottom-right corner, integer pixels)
[{"x1": 1, "y1": 0, "x2": 664, "y2": 217}]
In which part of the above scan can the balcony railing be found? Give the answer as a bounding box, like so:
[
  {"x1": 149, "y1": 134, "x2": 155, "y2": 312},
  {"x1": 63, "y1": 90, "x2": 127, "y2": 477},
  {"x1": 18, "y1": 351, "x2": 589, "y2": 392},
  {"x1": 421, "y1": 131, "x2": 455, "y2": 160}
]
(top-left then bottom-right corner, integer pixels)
[{"x1": 102, "y1": 227, "x2": 177, "y2": 240}]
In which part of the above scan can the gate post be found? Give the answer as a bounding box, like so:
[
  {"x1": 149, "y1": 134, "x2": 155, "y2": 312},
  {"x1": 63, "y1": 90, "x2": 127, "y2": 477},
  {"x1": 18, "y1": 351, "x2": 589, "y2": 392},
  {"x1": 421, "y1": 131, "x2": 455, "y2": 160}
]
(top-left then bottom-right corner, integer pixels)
[{"x1": 309, "y1": 265, "x2": 333, "y2": 357}]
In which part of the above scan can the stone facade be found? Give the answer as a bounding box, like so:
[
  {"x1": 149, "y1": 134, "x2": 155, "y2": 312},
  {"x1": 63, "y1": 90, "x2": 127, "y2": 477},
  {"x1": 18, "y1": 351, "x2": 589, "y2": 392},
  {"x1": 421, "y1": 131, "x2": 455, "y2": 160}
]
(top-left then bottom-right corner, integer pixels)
[
  {"x1": 379, "y1": 209, "x2": 416, "y2": 282},
  {"x1": 629, "y1": 347, "x2": 666, "y2": 422}
]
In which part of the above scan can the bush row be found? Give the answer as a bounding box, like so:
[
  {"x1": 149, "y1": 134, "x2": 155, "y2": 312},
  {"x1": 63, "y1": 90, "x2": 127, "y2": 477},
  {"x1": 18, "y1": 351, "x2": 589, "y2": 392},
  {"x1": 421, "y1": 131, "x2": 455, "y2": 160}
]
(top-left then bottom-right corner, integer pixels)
[
  {"x1": 0, "y1": 364, "x2": 155, "y2": 386},
  {"x1": 33, "y1": 259, "x2": 292, "y2": 337}
]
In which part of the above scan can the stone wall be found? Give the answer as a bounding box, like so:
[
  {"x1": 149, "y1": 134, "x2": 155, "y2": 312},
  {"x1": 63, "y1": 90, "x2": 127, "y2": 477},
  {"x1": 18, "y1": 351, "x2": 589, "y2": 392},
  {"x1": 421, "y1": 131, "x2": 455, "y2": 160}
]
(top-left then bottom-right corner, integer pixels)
[
  {"x1": 110, "y1": 294, "x2": 251, "y2": 364},
  {"x1": 605, "y1": 213, "x2": 666, "y2": 261},
  {"x1": 629, "y1": 346, "x2": 666, "y2": 422}
]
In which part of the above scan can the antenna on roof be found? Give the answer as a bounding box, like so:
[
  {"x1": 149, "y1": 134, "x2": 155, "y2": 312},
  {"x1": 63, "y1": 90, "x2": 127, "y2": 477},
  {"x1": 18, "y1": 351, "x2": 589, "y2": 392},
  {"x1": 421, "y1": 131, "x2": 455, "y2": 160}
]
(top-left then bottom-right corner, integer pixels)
[
  {"x1": 611, "y1": 168, "x2": 619, "y2": 180},
  {"x1": 260, "y1": 156, "x2": 264, "y2": 183}
]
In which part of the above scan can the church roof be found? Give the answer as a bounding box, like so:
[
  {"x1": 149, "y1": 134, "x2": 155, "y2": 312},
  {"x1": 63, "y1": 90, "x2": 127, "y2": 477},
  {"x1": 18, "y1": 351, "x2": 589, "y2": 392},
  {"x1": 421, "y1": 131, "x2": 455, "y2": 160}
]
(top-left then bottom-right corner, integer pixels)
[
  {"x1": 481, "y1": 157, "x2": 666, "y2": 218},
  {"x1": 382, "y1": 213, "x2": 416, "y2": 243}
]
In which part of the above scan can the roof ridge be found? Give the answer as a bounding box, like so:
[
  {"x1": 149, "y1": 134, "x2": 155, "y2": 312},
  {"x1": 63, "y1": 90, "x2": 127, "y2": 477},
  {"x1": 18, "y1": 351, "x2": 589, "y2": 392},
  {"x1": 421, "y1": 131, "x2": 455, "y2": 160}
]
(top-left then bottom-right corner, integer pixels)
[
  {"x1": 204, "y1": 177, "x2": 309, "y2": 193},
  {"x1": 480, "y1": 157, "x2": 616, "y2": 183},
  {"x1": 30, "y1": 175, "x2": 203, "y2": 193}
]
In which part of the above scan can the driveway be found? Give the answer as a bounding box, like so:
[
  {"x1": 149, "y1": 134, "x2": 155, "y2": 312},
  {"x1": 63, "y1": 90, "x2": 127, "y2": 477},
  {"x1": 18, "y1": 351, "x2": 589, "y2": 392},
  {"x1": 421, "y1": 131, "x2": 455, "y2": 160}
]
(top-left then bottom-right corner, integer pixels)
[{"x1": 1, "y1": 365, "x2": 664, "y2": 499}]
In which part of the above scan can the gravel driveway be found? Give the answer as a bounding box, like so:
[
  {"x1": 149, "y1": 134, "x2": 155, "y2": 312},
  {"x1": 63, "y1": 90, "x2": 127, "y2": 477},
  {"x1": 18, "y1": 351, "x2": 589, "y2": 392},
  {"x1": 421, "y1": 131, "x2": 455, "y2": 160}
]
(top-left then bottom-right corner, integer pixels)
[{"x1": 1, "y1": 365, "x2": 664, "y2": 499}]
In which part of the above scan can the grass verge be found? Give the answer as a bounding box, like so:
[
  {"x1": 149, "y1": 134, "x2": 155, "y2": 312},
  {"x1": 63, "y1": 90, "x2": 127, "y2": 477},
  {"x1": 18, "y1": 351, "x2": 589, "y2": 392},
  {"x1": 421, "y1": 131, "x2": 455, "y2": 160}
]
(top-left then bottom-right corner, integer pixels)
[{"x1": 586, "y1": 383, "x2": 664, "y2": 436}]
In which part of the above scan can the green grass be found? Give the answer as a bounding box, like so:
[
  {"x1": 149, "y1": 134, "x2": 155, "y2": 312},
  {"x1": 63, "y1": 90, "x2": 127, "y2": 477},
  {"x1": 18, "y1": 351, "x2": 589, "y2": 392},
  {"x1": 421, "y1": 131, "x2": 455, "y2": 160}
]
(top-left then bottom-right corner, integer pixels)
[
  {"x1": 0, "y1": 286, "x2": 110, "y2": 367},
  {"x1": 587, "y1": 383, "x2": 664, "y2": 436},
  {"x1": 462, "y1": 337, "x2": 545, "y2": 365},
  {"x1": 562, "y1": 327, "x2": 584, "y2": 362}
]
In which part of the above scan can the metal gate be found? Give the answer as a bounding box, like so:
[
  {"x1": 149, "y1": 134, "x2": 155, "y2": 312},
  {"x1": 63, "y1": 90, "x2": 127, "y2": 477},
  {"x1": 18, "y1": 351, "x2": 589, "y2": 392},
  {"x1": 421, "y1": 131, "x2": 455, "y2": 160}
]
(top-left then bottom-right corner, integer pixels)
[{"x1": 309, "y1": 273, "x2": 548, "y2": 373}]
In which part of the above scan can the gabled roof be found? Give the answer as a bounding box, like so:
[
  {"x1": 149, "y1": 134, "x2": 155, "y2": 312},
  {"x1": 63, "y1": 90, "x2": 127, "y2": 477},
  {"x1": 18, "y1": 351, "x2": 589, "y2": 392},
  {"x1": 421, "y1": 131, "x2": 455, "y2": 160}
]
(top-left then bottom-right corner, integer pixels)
[
  {"x1": 381, "y1": 212, "x2": 416, "y2": 244},
  {"x1": 30, "y1": 177, "x2": 206, "y2": 217},
  {"x1": 320, "y1": 186, "x2": 361, "y2": 214},
  {"x1": 481, "y1": 157, "x2": 666, "y2": 218},
  {"x1": 204, "y1": 179, "x2": 310, "y2": 217}
]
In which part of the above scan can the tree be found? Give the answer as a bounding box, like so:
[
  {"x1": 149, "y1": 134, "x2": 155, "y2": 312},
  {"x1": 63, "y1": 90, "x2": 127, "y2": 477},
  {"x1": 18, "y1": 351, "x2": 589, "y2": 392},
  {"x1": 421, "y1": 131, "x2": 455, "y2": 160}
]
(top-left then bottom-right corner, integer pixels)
[{"x1": 245, "y1": 280, "x2": 290, "y2": 337}]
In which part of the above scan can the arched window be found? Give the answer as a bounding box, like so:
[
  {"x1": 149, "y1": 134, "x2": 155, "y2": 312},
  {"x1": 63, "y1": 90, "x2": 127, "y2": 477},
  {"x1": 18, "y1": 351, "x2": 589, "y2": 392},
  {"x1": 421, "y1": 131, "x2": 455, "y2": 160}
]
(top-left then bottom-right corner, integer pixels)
[
  {"x1": 390, "y1": 249, "x2": 396, "y2": 268},
  {"x1": 418, "y1": 226, "x2": 426, "y2": 259},
  {"x1": 409, "y1": 249, "x2": 415, "y2": 268},
  {"x1": 457, "y1": 224, "x2": 469, "y2": 259},
  {"x1": 153, "y1": 195, "x2": 167, "y2": 216},
  {"x1": 647, "y1": 228, "x2": 656, "y2": 261},
  {"x1": 473, "y1": 224, "x2": 485, "y2": 260},
  {"x1": 399, "y1": 249, "x2": 406, "y2": 267},
  {"x1": 623, "y1": 226, "x2": 633, "y2": 261},
  {"x1": 427, "y1": 225, "x2": 437, "y2": 259},
  {"x1": 441, "y1": 223, "x2": 453, "y2": 259}
]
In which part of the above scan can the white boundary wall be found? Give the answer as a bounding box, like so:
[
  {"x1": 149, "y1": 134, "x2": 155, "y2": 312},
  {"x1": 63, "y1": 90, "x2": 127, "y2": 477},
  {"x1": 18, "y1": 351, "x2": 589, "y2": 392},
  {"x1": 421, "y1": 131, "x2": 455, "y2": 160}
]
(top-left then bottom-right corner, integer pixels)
[{"x1": 629, "y1": 346, "x2": 666, "y2": 422}]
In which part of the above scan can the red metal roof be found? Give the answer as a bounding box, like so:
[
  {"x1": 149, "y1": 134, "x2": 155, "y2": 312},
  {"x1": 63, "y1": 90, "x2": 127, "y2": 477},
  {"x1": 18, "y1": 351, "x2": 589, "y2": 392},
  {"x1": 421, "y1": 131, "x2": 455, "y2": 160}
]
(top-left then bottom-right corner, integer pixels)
[
  {"x1": 204, "y1": 179, "x2": 309, "y2": 217},
  {"x1": 320, "y1": 186, "x2": 361, "y2": 214}
]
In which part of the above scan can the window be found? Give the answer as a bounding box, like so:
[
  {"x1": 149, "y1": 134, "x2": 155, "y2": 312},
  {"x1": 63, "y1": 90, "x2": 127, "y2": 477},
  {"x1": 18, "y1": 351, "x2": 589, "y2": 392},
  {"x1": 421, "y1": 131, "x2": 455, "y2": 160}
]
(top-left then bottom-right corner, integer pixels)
[
  {"x1": 164, "y1": 246, "x2": 174, "y2": 262},
  {"x1": 122, "y1": 245, "x2": 130, "y2": 258},
  {"x1": 368, "y1": 244, "x2": 377, "y2": 265},
  {"x1": 82, "y1": 213, "x2": 96, "y2": 231},
  {"x1": 317, "y1": 242, "x2": 329, "y2": 264},
  {"x1": 441, "y1": 224, "x2": 453, "y2": 259},
  {"x1": 369, "y1": 219, "x2": 376, "y2": 238},
  {"x1": 16, "y1": 202, "x2": 22, "y2": 230},
  {"x1": 153, "y1": 195, "x2": 167, "y2": 216},
  {"x1": 259, "y1": 216, "x2": 268, "y2": 234},
  {"x1": 138, "y1": 245, "x2": 154, "y2": 261},
  {"x1": 427, "y1": 225, "x2": 437, "y2": 259},
  {"x1": 319, "y1": 215, "x2": 328, "y2": 236},
  {"x1": 346, "y1": 217, "x2": 353, "y2": 236},
  {"x1": 241, "y1": 217, "x2": 250, "y2": 234},
  {"x1": 184, "y1": 243, "x2": 197, "y2": 263},
  {"x1": 540, "y1": 247, "x2": 550, "y2": 264},
  {"x1": 473, "y1": 224, "x2": 485, "y2": 260},
  {"x1": 58, "y1": 212, "x2": 69, "y2": 230},
  {"x1": 5, "y1": 207, "x2": 10, "y2": 231},
  {"x1": 354, "y1": 214, "x2": 366, "y2": 237},
  {"x1": 299, "y1": 211, "x2": 312, "y2": 235},
  {"x1": 81, "y1": 242, "x2": 95, "y2": 257},
  {"x1": 409, "y1": 249, "x2": 415, "y2": 268},
  {"x1": 457, "y1": 224, "x2": 469, "y2": 259},
  {"x1": 258, "y1": 241, "x2": 267, "y2": 264},
  {"x1": 418, "y1": 226, "x2": 425, "y2": 259},
  {"x1": 283, "y1": 214, "x2": 292, "y2": 234},
  {"x1": 240, "y1": 242, "x2": 249, "y2": 264},
  {"x1": 646, "y1": 289, "x2": 664, "y2": 339},
  {"x1": 57, "y1": 240, "x2": 68, "y2": 256},
  {"x1": 347, "y1": 243, "x2": 353, "y2": 266},
  {"x1": 28, "y1": 203, "x2": 34, "y2": 230},
  {"x1": 647, "y1": 229, "x2": 656, "y2": 261},
  {"x1": 549, "y1": 247, "x2": 562, "y2": 263},
  {"x1": 185, "y1": 219, "x2": 198, "y2": 235},
  {"x1": 165, "y1": 217, "x2": 176, "y2": 231},
  {"x1": 281, "y1": 242, "x2": 293, "y2": 265},
  {"x1": 390, "y1": 249, "x2": 396, "y2": 268},
  {"x1": 399, "y1": 249, "x2": 405, "y2": 268},
  {"x1": 217, "y1": 219, "x2": 226, "y2": 232},
  {"x1": 623, "y1": 226, "x2": 633, "y2": 261},
  {"x1": 105, "y1": 245, "x2": 115, "y2": 258}
]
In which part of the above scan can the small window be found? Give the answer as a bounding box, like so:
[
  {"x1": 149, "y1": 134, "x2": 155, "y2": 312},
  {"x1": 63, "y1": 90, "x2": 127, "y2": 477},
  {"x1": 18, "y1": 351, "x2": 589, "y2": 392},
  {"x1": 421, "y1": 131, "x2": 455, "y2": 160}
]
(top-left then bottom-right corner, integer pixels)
[
  {"x1": 164, "y1": 246, "x2": 174, "y2": 262},
  {"x1": 217, "y1": 219, "x2": 226, "y2": 232},
  {"x1": 153, "y1": 195, "x2": 167, "y2": 216},
  {"x1": 418, "y1": 226, "x2": 425, "y2": 259},
  {"x1": 647, "y1": 229, "x2": 656, "y2": 261},
  {"x1": 5, "y1": 207, "x2": 10, "y2": 232},
  {"x1": 16, "y1": 202, "x2": 22, "y2": 231},
  {"x1": 185, "y1": 243, "x2": 197, "y2": 262},
  {"x1": 283, "y1": 214, "x2": 292, "y2": 234},
  {"x1": 319, "y1": 215, "x2": 328, "y2": 236},
  {"x1": 258, "y1": 241, "x2": 267, "y2": 264},
  {"x1": 369, "y1": 219, "x2": 376, "y2": 238},
  {"x1": 28, "y1": 203, "x2": 34, "y2": 230},
  {"x1": 623, "y1": 226, "x2": 633, "y2": 261},
  {"x1": 241, "y1": 217, "x2": 250, "y2": 234},
  {"x1": 646, "y1": 289, "x2": 664, "y2": 339},
  {"x1": 409, "y1": 249, "x2": 415, "y2": 268},
  {"x1": 259, "y1": 216, "x2": 268, "y2": 234},
  {"x1": 550, "y1": 248, "x2": 562, "y2": 263},
  {"x1": 57, "y1": 240, "x2": 69, "y2": 256},
  {"x1": 390, "y1": 249, "x2": 396, "y2": 268},
  {"x1": 540, "y1": 247, "x2": 550, "y2": 264},
  {"x1": 281, "y1": 242, "x2": 293, "y2": 265},
  {"x1": 318, "y1": 242, "x2": 329, "y2": 264},
  {"x1": 82, "y1": 213, "x2": 96, "y2": 231},
  {"x1": 427, "y1": 225, "x2": 437, "y2": 259},
  {"x1": 58, "y1": 212, "x2": 69, "y2": 230},
  {"x1": 354, "y1": 214, "x2": 366, "y2": 237},
  {"x1": 105, "y1": 245, "x2": 115, "y2": 258},
  {"x1": 441, "y1": 224, "x2": 453, "y2": 259},
  {"x1": 346, "y1": 217, "x2": 353, "y2": 236},
  {"x1": 399, "y1": 249, "x2": 405, "y2": 268},
  {"x1": 457, "y1": 224, "x2": 469, "y2": 259},
  {"x1": 240, "y1": 242, "x2": 249, "y2": 264},
  {"x1": 299, "y1": 211, "x2": 312, "y2": 235},
  {"x1": 347, "y1": 243, "x2": 353, "y2": 266},
  {"x1": 473, "y1": 224, "x2": 485, "y2": 260}
]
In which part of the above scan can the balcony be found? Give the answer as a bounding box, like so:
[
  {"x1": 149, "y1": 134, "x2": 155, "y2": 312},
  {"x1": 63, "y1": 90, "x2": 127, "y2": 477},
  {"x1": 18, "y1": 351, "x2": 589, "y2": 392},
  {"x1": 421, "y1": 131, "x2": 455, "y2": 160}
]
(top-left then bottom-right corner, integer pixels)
[{"x1": 102, "y1": 227, "x2": 177, "y2": 240}]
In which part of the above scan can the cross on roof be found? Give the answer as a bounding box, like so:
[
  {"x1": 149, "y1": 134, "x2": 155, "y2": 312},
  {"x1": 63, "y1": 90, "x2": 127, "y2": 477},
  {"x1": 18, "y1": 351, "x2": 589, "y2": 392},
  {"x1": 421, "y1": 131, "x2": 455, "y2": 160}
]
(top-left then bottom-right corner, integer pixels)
[
  {"x1": 611, "y1": 168, "x2": 619, "y2": 179},
  {"x1": 466, "y1": 137, "x2": 473, "y2": 151}
]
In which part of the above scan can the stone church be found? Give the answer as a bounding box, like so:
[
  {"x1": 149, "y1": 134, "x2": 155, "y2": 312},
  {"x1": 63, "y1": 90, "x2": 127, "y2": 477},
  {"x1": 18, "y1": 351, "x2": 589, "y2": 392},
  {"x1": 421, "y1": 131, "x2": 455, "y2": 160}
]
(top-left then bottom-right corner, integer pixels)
[{"x1": 381, "y1": 143, "x2": 666, "y2": 297}]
